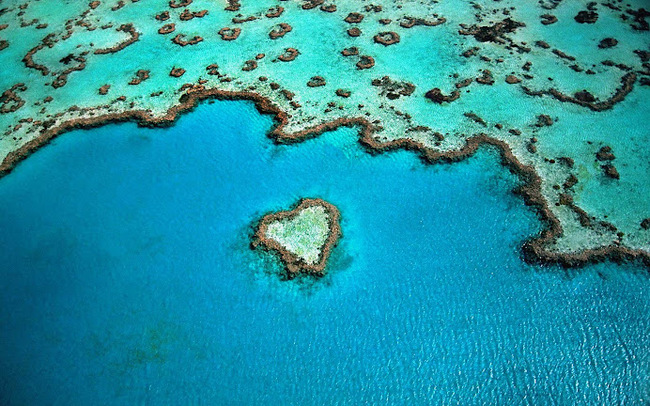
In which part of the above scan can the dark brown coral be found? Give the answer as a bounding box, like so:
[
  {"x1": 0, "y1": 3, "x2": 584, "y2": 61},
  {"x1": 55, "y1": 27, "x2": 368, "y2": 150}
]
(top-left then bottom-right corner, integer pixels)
[
  {"x1": 169, "y1": 67, "x2": 185, "y2": 77},
  {"x1": 242, "y1": 60, "x2": 257, "y2": 71},
  {"x1": 269, "y1": 23, "x2": 292, "y2": 39},
  {"x1": 372, "y1": 76, "x2": 415, "y2": 99},
  {"x1": 347, "y1": 27, "x2": 361, "y2": 37},
  {"x1": 218, "y1": 27, "x2": 241, "y2": 41},
  {"x1": 94, "y1": 24, "x2": 139, "y2": 54},
  {"x1": 598, "y1": 38, "x2": 618, "y2": 48},
  {"x1": 169, "y1": 0, "x2": 191, "y2": 9},
  {"x1": 373, "y1": 31, "x2": 400, "y2": 46},
  {"x1": 344, "y1": 13, "x2": 364, "y2": 23},
  {"x1": 172, "y1": 34, "x2": 203, "y2": 46},
  {"x1": 278, "y1": 48, "x2": 299, "y2": 62},
  {"x1": 575, "y1": 10, "x2": 598, "y2": 24},
  {"x1": 128, "y1": 69, "x2": 150, "y2": 85},
  {"x1": 336, "y1": 89, "x2": 351, "y2": 97},
  {"x1": 265, "y1": 6, "x2": 283, "y2": 18},
  {"x1": 356, "y1": 55, "x2": 375, "y2": 69},
  {"x1": 0, "y1": 84, "x2": 27, "y2": 114},
  {"x1": 98, "y1": 84, "x2": 111, "y2": 95},
  {"x1": 459, "y1": 18, "x2": 525, "y2": 43},
  {"x1": 425, "y1": 88, "x2": 460, "y2": 103},
  {"x1": 400, "y1": 16, "x2": 446, "y2": 28},
  {"x1": 158, "y1": 23, "x2": 175, "y2": 34},
  {"x1": 307, "y1": 76, "x2": 326, "y2": 87},
  {"x1": 505, "y1": 75, "x2": 521, "y2": 84},
  {"x1": 341, "y1": 47, "x2": 359, "y2": 57}
]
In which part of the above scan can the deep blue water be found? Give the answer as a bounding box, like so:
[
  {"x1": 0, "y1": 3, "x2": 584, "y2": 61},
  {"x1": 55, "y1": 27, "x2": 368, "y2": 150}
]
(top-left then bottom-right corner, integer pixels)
[{"x1": 0, "y1": 101, "x2": 648, "y2": 405}]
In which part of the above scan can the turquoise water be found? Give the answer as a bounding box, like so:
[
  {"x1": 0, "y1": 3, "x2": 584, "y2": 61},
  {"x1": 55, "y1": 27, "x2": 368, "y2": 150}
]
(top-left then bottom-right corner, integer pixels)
[{"x1": 0, "y1": 101, "x2": 648, "y2": 404}]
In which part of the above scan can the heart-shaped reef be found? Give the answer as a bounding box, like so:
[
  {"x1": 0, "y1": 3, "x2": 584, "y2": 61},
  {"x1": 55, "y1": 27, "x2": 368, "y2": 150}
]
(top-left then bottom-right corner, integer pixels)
[{"x1": 252, "y1": 198, "x2": 341, "y2": 277}]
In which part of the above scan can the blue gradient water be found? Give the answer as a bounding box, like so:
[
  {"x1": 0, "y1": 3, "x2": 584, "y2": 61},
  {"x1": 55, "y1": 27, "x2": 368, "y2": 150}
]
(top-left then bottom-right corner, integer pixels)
[{"x1": 0, "y1": 101, "x2": 648, "y2": 404}]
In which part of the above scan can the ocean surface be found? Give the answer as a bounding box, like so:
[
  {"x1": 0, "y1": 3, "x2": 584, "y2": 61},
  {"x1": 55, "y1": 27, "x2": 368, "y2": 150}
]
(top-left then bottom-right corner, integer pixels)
[{"x1": 0, "y1": 100, "x2": 648, "y2": 405}]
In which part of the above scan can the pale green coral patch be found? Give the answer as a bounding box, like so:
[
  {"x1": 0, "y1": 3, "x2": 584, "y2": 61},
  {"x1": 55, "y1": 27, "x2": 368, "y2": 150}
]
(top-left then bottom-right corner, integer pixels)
[{"x1": 265, "y1": 205, "x2": 331, "y2": 265}]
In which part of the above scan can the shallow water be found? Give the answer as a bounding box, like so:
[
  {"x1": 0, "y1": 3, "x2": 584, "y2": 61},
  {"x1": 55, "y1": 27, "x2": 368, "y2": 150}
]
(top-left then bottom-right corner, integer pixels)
[{"x1": 0, "y1": 100, "x2": 648, "y2": 404}]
